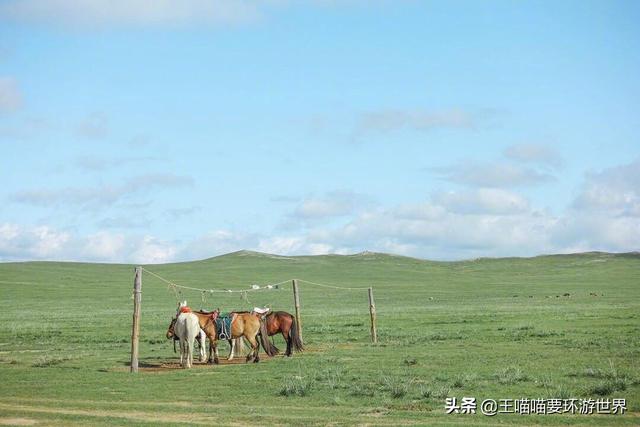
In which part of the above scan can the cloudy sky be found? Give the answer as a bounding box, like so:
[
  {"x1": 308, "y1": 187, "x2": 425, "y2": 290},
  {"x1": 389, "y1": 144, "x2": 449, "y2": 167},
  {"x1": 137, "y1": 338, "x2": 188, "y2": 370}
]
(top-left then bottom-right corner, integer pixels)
[{"x1": 1, "y1": 0, "x2": 639, "y2": 263}]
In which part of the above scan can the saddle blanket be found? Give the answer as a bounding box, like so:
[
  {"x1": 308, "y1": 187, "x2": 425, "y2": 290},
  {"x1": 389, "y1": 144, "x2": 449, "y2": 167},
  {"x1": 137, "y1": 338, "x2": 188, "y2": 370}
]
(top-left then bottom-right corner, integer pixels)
[{"x1": 215, "y1": 314, "x2": 233, "y2": 339}]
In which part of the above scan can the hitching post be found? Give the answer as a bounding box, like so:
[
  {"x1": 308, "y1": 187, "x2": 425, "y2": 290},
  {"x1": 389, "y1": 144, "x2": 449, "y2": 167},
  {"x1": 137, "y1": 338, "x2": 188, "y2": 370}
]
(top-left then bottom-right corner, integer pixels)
[
  {"x1": 368, "y1": 287, "x2": 378, "y2": 343},
  {"x1": 292, "y1": 279, "x2": 303, "y2": 343},
  {"x1": 130, "y1": 266, "x2": 142, "y2": 373}
]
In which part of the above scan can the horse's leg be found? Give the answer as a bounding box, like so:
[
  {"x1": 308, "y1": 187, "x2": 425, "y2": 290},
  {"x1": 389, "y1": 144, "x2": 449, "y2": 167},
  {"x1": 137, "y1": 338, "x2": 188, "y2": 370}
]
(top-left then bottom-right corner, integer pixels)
[
  {"x1": 198, "y1": 331, "x2": 207, "y2": 363},
  {"x1": 213, "y1": 340, "x2": 220, "y2": 364},
  {"x1": 228, "y1": 339, "x2": 234, "y2": 361},
  {"x1": 179, "y1": 339, "x2": 186, "y2": 368},
  {"x1": 283, "y1": 330, "x2": 292, "y2": 357},
  {"x1": 187, "y1": 339, "x2": 193, "y2": 368},
  {"x1": 190, "y1": 338, "x2": 195, "y2": 368},
  {"x1": 245, "y1": 334, "x2": 260, "y2": 363}
]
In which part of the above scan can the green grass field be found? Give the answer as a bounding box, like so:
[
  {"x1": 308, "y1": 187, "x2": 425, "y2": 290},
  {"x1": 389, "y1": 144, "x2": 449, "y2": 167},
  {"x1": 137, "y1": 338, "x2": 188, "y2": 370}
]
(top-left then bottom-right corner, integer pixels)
[{"x1": 0, "y1": 250, "x2": 639, "y2": 426}]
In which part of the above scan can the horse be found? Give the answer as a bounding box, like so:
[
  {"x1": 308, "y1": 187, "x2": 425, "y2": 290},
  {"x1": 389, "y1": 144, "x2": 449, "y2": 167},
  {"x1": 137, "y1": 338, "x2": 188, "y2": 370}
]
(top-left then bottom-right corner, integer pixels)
[
  {"x1": 228, "y1": 310, "x2": 303, "y2": 358},
  {"x1": 165, "y1": 317, "x2": 207, "y2": 363},
  {"x1": 191, "y1": 309, "x2": 277, "y2": 364},
  {"x1": 264, "y1": 311, "x2": 304, "y2": 357},
  {"x1": 173, "y1": 311, "x2": 201, "y2": 368}
]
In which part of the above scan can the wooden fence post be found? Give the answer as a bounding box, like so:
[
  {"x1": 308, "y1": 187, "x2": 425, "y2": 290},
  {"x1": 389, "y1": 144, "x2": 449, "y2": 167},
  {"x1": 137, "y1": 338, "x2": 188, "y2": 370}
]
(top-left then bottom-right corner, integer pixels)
[
  {"x1": 368, "y1": 287, "x2": 378, "y2": 343},
  {"x1": 292, "y1": 279, "x2": 303, "y2": 343},
  {"x1": 130, "y1": 266, "x2": 142, "y2": 373}
]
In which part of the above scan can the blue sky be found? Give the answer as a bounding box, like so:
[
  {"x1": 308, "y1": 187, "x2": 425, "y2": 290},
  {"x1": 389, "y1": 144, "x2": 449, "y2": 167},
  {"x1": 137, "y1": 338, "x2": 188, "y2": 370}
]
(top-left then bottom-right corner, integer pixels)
[{"x1": 1, "y1": 0, "x2": 639, "y2": 263}]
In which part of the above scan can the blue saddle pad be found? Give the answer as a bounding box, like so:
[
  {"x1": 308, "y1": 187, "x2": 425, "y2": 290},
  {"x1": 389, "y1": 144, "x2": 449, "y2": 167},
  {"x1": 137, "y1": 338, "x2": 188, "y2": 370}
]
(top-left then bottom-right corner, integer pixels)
[{"x1": 215, "y1": 316, "x2": 233, "y2": 339}]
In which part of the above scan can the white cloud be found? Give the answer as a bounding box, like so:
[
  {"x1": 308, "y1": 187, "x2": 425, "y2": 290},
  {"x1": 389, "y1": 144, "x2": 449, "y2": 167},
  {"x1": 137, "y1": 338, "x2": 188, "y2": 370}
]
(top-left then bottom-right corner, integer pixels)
[
  {"x1": 552, "y1": 213, "x2": 640, "y2": 253},
  {"x1": 0, "y1": 223, "x2": 179, "y2": 263},
  {"x1": 306, "y1": 204, "x2": 556, "y2": 259},
  {"x1": 83, "y1": 231, "x2": 126, "y2": 260},
  {"x1": 74, "y1": 155, "x2": 161, "y2": 172},
  {"x1": 572, "y1": 159, "x2": 640, "y2": 216},
  {"x1": 432, "y1": 188, "x2": 530, "y2": 215},
  {"x1": 293, "y1": 191, "x2": 370, "y2": 220},
  {"x1": 503, "y1": 143, "x2": 563, "y2": 169},
  {"x1": 0, "y1": 0, "x2": 266, "y2": 29},
  {"x1": 180, "y1": 230, "x2": 256, "y2": 261},
  {"x1": 0, "y1": 224, "x2": 71, "y2": 261},
  {"x1": 1, "y1": 161, "x2": 638, "y2": 262},
  {"x1": 0, "y1": 76, "x2": 22, "y2": 113},
  {"x1": 547, "y1": 159, "x2": 640, "y2": 254},
  {"x1": 10, "y1": 173, "x2": 194, "y2": 209},
  {"x1": 254, "y1": 235, "x2": 333, "y2": 256},
  {"x1": 355, "y1": 108, "x2": 475, "y2": 137},
  {"x1": 131, "y1": 235, "x2": 177, "y2": 264},
  {"x1": 433, "y1": 161, "x2": 555, "y2": 188}
]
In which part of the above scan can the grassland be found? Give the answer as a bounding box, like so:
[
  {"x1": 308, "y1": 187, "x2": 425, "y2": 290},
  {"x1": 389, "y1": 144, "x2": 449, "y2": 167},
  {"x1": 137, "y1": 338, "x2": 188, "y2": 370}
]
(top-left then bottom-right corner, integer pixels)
[{"x1": 0, "y1": 250, "x2": 639, "y2": 426}]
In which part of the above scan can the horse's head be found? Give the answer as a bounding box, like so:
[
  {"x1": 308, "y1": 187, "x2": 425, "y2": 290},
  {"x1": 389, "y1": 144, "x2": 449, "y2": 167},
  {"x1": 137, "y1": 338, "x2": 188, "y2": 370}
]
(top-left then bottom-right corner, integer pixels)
[
  {"x1": 166, "y1": 317, "x2": 177, "y2": 340},
  {"x1": 176, "y1": 300, "x2": 189, "y2": 316}
]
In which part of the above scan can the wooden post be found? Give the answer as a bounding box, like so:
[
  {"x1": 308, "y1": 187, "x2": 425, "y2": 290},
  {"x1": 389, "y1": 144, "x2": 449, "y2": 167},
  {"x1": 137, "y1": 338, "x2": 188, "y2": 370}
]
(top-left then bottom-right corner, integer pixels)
[
  {"x1": 292, "y1": 279, "x2": 302, "y2": 343},
  {"x1": 130, "y1": 267, "x2": 142, "y2": 373},
  {"x1": 368, "y1": 287, "x2": 378, "y2": 343}
]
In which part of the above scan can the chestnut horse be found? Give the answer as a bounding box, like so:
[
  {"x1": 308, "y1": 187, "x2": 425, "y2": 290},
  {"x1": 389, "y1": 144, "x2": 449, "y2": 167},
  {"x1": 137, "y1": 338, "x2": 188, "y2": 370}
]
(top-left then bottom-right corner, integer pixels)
[
  {"x1": 229, "y1": 310, "x2": 303, "y2": 358},
  {"x1": 191, "y1": 310, "x2": 276, "y2": 364}
]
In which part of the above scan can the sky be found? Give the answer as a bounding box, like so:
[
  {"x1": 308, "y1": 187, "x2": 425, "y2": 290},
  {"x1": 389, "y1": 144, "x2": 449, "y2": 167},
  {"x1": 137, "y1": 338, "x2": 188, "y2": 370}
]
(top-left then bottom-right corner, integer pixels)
[{"x1": 1, "y1": 0, "x2": 639, "y2": 263}]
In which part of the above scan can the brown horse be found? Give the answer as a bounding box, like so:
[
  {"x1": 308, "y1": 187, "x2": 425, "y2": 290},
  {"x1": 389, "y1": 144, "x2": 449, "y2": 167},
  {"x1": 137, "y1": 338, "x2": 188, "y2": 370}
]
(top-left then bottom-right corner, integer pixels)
[
  {"x1": 264, "y1": 311, "x2": 304, "y2": 357},
  {"x1": 227, "y1": 310, "x2": 303, "y2": 358},
  {"x1": 191, "y1": 310, "x2": 276, "y2": 364}
]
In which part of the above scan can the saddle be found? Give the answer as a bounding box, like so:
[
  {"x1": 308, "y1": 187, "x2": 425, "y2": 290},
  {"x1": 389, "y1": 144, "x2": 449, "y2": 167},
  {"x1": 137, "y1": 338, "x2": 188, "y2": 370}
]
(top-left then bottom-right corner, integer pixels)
[
  {"x1": 252, "y1": 306, "x2": 270, "y2": 315},
  {"x1": 215, "y1": 312, "x2": 236, "y2": 340}
]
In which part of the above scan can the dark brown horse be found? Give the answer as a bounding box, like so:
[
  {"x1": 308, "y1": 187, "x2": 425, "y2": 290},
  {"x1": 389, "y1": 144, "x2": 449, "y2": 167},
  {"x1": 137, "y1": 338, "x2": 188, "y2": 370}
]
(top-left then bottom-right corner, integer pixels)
[{"x1": 264, "y1": 311, "x2": 304, "y2": 357}]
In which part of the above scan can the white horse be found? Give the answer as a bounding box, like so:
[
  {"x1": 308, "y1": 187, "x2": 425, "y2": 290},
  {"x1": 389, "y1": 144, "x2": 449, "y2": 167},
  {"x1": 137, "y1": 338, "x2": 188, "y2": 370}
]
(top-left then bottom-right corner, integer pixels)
[
  {"x1": 174, "y1": 304, "x2": 201, "y2": 369},
  {"x1": 167, "y1": 317, "x2": 208, "y2": 363}
]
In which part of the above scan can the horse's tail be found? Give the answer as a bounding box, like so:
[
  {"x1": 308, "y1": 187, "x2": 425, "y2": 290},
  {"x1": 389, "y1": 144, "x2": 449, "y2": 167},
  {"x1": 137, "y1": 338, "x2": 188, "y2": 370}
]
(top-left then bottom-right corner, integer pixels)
[
  {"x1": 270, "y1": 336, "x2": 280, "y2": 354},
  {"x1": 259, "y1": 319, "x2": 278, "y2": 356},
  {"x1": 290, "y1": 317, "x2": 304, "y2": 352}
]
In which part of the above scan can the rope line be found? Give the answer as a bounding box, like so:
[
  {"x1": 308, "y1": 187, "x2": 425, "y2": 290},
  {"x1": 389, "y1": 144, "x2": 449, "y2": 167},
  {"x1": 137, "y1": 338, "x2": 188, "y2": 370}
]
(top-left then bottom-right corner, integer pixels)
[
  {"x1": 141, "y1": 267, "x2": 290, "y2": 293},
  {"x1": 296, "y1": 279, "x2": 370, "y2": 291},
  {"x1": 141, "y1": 268, "x2": 370, "y2": 294}
]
